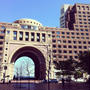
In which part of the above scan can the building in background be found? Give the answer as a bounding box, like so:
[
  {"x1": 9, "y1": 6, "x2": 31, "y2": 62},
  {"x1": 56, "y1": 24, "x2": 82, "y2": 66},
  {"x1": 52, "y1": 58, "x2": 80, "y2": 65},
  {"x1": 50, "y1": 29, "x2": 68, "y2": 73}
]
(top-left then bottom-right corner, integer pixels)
[
  {"x1": 60, "y1": 4, "x2": 70, "y2": 28},
  {"x1": 40, "y1": 3, "x2": 90, "y2": 63}
]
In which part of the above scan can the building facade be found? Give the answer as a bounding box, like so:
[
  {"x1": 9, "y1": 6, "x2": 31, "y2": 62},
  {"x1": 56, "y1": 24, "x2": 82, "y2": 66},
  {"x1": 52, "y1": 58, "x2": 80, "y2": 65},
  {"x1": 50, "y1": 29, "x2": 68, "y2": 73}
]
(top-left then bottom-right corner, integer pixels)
[
  {"x1": 0, "y1": 19, "x2": 54, "y2": 81},
  {"x1": 60, "y1": 4, "x2": 70, "y2": 28},
  {"x1": 0, "y1": 3, "x2": 90, "y2": 81}
]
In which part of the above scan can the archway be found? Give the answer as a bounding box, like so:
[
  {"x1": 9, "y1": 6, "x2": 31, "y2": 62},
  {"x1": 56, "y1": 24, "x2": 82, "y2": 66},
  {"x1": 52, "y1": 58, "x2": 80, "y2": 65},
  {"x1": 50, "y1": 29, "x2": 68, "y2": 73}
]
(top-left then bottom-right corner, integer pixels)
[
  {"x1": 14, "y1": 56, "x2": 35, "y2": 79},
  {"x1": 11, "y1": 46, "x2": 46, "y2": 80}
]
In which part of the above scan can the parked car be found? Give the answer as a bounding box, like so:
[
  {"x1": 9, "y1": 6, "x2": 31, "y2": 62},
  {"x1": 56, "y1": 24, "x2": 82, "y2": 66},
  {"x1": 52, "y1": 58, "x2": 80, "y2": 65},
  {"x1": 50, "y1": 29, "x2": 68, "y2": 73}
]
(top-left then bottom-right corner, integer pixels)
[
  {"x1": 42, "y1": 79, "x2": 58, "y2": 83},
  {"x1": 49, "y1": 79, "x2": 58, "y2": 83}
]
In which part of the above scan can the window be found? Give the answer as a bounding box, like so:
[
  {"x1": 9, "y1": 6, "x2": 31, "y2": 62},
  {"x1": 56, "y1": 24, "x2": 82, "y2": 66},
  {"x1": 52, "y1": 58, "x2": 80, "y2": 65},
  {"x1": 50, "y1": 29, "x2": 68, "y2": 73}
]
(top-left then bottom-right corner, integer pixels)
[
  {"x1": 84, "y1": 46, "x2": 87, "y2": 49},
  {"x1": 53, "y1": 50, "x2": 56, "y2": 53},
  {"x1": 67, "y1": 36, "x2": 70, "y2": 38},
  {"x1": 63, "y1": 45, "x2": 67, "y2": 48},
  {"x1": 0, "y1": 36, "x2": 4, "y2": 39},
  {"x1": 77, "y1": 6, "x2": 80, "y2": 10},
  {"x1": 64, "y1": 56, "x2": 67, "y2": 58},
  {"x1": 37, "y1": 33, "x2": 40, "y2": 42},
  {"x1": 0, "y1": 42, "x2": 3, "y2": 44},
  {"x1": 63, "y1": 40, "x2": 66, "y2": 43},
  {"x1": 7, "y1": 30, "x2": 10, "y2": 34},
  {"x1": 83, "y1": 12, "x2": 85, "y2": 14},
  {"x1": 0, "y1": 48, "x2": 2, "y2": 50},
  {"x1": 67, "y1": 32, "x2": 70, "y2": 35},
  {"x1": 81, "y1": 33, "x2": 84, "y2": 35},
  {"x1": 52, "y1": 31, "x2": 55, "y2": 34},
  {"x1": 79, "y1": 46, "x2": 82, "y2": 49},
  {"x1": 58, "y1": 45, "x2": 61, "y2": 48},
  {"x1": 73, "y1": 41, "x2": 76, "y2": 44},
  {"x1": 56, "y1": 31, "x2": 60, "y2": 34},
  {"x1": 80, "y1": 29, "x2": 83, "y2": 31},
  {"x1": 88, "y1": 41, "x2": 90, "y2": 44},
  {"x1": 86, "y1": 37, "x2": 89, "y2": 39},
  {"x1": 62, "y1": 32, "x2": 65, "y2": 34},
  {"x1": 52, "y1": 40, "x2": 56, "y2": 43},
  {"x1": 68, "y1": 45, "x2": 72, "y2": 48},
  {"x1": 81, "y1": 37, "x2": 84, "y2": 39},
  {"x1": 85, "y1": 29, "x2": 88, "y2": 31},
  {"x1": 31, "y1": 32, "x2": 35, "y2": 41},
  {"x1": 69, "y1": 51, "x2": 72, "y2": 53},
  {"x1": 57, "y1": 40, "x2": 61, "y2": 44},
  {"x1": 77, "y1": 37, "x2": 80, "y2": 39},
  {"x1": 58, "y1": 50, "x2": 62, "y2": 53},
  {"x1": 86, "y1": 33, "x2": 89, "y2": 35},
  {"x1": 53, "y1": 45, "x2": 56, "y2": 48},
  {"x1": 0, "y1": 31, "x2": 5, "y2": 34},
  {"x1": 25, "y1": 32, "x2": 29, "y2": 41},
  {"x1": 42, "y1": 33, "x2": 46, "y2": 42},
  {"x1": 53, "y1": 55, "x2": 56, "y2": 58},
  {"x1": 56, "y1": 35, "x2": 60, "y2": 38},
  {"x1": 68, "y1": 40, "x2": 71, "y2": 43},
  {"x1": 76, "y1": 33, "x2": 79, "y2": 35},
  {"x1": 13, "y1": 32, "x2": 18, "y2": 41},
  {"x1": 83, "y1": 41, "x2": 86, "y2": 44},
  {"x1": 78, "y1": 41, "x2": 81, "y2": 44},
  {"x1": 75, "y1": 56, "x2": 78, "y2": 59},
  {"x1": 74, "y1": 51, "x2": 77, "y2": 53},
  {"x1": 64, "y1": 50, "x2": 67, "y2": 53},
  {"x1": 62, "y1": 36, "x2": 65, "y2": 38},
  {"x1": 74, "y1": 46, "x2": 77, "y2": 48},
  {"x1": 58, "y1": 55, "x2": 62, "y2": 58},
  {"x1": 19, "y1": 32, "x2": 23, "y2": 40},
  {"x1": 71, "y1": 32, "x2": 74, "y2": 35},
  {"x1": 1, "y1": 26, "x2": 6, "y2": 30}
]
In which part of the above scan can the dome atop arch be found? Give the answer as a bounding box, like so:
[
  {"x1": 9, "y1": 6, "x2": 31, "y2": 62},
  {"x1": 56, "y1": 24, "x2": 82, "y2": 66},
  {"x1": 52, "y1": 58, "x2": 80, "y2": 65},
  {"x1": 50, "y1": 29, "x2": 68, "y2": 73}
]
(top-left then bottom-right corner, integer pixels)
[{"x1": 14, "y1": 18, "x2": 43, "y2": 27}]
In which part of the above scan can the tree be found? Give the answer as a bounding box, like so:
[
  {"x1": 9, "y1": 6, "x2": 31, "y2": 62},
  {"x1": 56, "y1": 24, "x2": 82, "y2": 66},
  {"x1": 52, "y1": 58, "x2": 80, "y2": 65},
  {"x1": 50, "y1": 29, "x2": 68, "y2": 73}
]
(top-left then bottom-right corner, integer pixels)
[
  {"x1": 77, "y1": 50, "x2": 90, "y2": 82},
  {"x1": 54, "y1": 58, "x2": 78, "y2": 78},
  {"x1": 78, "y1": 51, "x2": 90, "y2": 74}
]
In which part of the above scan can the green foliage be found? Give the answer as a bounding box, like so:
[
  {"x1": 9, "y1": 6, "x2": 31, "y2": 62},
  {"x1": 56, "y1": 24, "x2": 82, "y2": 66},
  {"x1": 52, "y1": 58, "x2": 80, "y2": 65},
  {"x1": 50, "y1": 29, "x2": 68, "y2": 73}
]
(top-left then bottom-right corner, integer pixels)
[
  {"x1": 74, "y1": 70, "x2": 83, "y2": 79},
  {"x1": 54, "y1": 58, "x2": 78, "y2": 77},
  {"x1": 78, "y1": 51, "x2": 90, "y2": 74}
]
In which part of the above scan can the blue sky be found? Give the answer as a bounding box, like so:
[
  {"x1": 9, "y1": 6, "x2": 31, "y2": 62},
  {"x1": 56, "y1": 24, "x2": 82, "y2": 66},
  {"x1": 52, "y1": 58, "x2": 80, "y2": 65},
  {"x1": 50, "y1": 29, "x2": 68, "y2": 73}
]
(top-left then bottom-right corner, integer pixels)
[{"x1": 0, "y1": 0, "x2": 90, "y2": 27}]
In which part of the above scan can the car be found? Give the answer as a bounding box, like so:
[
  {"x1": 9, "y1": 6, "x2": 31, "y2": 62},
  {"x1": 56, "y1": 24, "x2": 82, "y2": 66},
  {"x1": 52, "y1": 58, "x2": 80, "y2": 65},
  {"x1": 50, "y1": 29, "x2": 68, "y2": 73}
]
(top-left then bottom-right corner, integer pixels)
[
  {"x1": 42, "y1": 79, "x2": 58, "y2": 83},
  {"x1": 49, "y1": 79, "x2": 58, "y2": 83}
]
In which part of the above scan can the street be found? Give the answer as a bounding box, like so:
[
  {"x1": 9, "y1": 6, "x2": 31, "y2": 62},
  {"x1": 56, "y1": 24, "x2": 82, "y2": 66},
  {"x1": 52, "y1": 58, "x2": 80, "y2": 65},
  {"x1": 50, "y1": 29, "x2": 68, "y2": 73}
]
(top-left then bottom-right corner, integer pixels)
[{"x1": 0, "y1": 82, "x2": 90, "y2": 90}]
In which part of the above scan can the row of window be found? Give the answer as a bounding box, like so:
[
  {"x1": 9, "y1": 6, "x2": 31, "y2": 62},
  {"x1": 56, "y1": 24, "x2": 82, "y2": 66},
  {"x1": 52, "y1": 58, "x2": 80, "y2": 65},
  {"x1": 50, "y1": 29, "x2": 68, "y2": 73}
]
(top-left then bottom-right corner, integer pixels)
[
  {"x1": 78, "y1": 18, "x2": 90, "y2": 22},
  {"x1": 13, "y1": 31, "x2": 47, "y2": 42},
  {"x1": 52, "y1": 35, "x2": 89, "y2": 39},
  {"x1": 75, "y1": 25, "x2": 90, "y2": 28},
  {"x1": 53, "y1": 55, "x2": 78, "y2": 59},
  {"x1": 77, "y1": 5, "x2": 89, "y2": 10},
  {"x1": 78, "y1": 11, "x2": 90, "y2": 14},
  {"x1": 52, "y1": 40, "x2": 90, "y2": 44},
  {"x1": 16, "y1": 20, "x2": 41, "y2": 26},
  {"x1": 79, "y1": 22, "x2": 90, "y2": 24},
  {"x1": 53, "y1": 31, "x2": 89, "y2": 35},
  {"x1": 53, "y1": 45, "x2": 89, "y2": 49},
  {"x1": 53, "y1": 49, "x2": 88, "y2": 54}
]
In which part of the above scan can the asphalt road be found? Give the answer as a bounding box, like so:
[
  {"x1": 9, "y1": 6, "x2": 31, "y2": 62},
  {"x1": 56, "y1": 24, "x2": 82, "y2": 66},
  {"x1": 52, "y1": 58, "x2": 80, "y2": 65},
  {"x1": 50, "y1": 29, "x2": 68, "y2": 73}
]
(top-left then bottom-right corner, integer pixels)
[{"x1": 0, "y1": 82, "x2": 90, "y2": 90}]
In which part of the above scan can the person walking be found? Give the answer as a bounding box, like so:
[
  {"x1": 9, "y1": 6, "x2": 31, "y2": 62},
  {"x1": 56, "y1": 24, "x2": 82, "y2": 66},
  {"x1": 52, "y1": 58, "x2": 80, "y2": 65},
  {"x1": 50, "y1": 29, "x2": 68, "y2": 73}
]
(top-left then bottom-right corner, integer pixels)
[{"x1": 62, "y1": 78, "x2": 65, "y2": 87}]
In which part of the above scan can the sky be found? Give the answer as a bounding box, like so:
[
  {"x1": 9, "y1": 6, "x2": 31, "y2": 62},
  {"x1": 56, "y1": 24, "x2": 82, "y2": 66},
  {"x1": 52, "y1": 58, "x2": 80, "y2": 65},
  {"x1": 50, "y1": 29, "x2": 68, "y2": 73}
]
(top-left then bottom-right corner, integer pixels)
[
  {"x1": 0, "y1": 0, "x2": 90, "y2": 27},
  {"x1": 14, "y1": 56, "x2": 35, "y2": 77}
]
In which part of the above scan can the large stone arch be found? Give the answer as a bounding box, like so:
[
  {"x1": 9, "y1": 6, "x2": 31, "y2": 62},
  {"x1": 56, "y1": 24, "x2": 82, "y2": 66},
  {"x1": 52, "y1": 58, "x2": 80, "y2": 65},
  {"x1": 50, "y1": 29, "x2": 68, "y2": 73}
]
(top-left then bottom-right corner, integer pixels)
[{"x1": 10, "y1": 46, "x2": 46, "y2": 80}]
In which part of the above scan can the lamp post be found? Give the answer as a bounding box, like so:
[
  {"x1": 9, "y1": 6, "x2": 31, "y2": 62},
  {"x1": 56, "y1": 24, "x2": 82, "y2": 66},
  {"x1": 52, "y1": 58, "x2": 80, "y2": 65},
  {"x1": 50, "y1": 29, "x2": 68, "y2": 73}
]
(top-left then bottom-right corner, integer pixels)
[
  {"x1": 46, "y1": 44, "x2": 51, "y2": 90},
  {"x1": 3, "y1": 65, "x2": 7, "y2": 83}
]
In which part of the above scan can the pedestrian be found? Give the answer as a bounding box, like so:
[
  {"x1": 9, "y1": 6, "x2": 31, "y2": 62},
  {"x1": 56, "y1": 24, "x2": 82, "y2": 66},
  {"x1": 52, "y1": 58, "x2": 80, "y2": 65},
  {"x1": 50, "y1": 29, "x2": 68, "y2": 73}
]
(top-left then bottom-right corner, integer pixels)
[{"x1": 62, "y1": 78, "x2": 65, "y2": 87}]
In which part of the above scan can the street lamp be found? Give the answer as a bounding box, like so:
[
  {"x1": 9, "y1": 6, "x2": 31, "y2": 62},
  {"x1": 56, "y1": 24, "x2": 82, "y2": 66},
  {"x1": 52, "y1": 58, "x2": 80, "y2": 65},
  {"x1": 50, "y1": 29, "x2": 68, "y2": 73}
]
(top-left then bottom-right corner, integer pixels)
[{"x1": 3, "y1": 65, "x2": 7, "y2": 83}]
